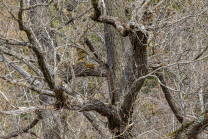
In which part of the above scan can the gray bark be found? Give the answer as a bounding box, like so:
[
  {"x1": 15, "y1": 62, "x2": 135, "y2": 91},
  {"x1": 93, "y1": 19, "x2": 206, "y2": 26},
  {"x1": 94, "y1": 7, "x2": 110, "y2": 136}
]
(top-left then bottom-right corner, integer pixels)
[{"x1": 29, "y1": 0, "x2": 62, "y2": 138}]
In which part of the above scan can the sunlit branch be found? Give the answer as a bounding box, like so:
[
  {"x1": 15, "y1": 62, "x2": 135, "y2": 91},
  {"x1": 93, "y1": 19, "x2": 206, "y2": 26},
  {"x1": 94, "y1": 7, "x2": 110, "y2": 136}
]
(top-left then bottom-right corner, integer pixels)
[
  {"x1": 0, "y1": 75, "x2": 54, "y2": 96},
  {"x1": 0, "y1": 104, "x2": 57, "y2": 115}
]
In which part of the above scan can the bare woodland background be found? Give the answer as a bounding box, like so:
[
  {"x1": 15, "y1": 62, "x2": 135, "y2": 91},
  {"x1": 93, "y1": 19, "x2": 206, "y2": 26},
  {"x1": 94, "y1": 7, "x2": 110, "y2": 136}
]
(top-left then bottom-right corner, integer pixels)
[{"x1": 0, "y1": 0, "x2": 208, "y2": 138}]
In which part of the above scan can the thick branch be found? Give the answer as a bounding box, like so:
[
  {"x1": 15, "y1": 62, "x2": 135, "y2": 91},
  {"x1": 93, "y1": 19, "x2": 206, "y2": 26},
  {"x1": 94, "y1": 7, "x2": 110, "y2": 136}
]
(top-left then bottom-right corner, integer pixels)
[
  {"x1": 121, "y1": 30, "x2": 148, "y2": 122},
  {"x1": 90, "y1": 0, "x2": 140, "y2": 37},
  {"x1": 79, "y1": 99, "x2": 124, "y2": 133},
  {"x1": 96, "y1": 15, "x2": 129, "y2": 36},
  {"x1": 168, "y1": 113, "x2": 208, "y2": 138},
  {"x1": 155, "y1": 69, "x2": 183, "y2": 124},
  {"x1": 28, "y1": 45, "x2": 56, "y2": 90},
  {"x1": 84, "y1": 37, "x2": 99, "y2": 59},
  {"x1": 90, "y1": 0, "x2": 101, "y2": 20},
  {"x1": 79, "y1": 99, "x2": 112, "y2": 117}
]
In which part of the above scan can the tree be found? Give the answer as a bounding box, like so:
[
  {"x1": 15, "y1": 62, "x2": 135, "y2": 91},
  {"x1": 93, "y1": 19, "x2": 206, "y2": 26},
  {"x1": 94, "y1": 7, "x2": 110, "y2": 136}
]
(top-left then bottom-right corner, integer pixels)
[{"x1": 0, "y1": 0, "x2": 207, "y2": 138}]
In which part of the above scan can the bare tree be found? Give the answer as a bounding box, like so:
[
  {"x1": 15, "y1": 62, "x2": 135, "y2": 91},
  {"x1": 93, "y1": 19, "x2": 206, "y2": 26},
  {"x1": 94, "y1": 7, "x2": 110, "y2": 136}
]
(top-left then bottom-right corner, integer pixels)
[{"x1": 0, "y1": 0, "x2": 207, "y2": 139}]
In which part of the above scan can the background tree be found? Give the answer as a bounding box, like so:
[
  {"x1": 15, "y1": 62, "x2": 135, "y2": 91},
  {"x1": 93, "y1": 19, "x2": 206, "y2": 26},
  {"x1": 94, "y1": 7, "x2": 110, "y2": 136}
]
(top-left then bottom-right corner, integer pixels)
[{"x1": 0, "y1": 0, "x2": 207, "y2": 139}]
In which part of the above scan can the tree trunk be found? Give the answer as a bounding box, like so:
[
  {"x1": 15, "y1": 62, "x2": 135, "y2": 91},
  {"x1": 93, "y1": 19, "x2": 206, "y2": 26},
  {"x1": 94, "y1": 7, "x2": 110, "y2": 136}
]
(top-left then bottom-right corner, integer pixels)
[
  {"x1": 104, "y1": 0, "x2": 148, "y2": 138},
  {"x1": 104, "y1": 0, "x2": 132, "y2": 106}
]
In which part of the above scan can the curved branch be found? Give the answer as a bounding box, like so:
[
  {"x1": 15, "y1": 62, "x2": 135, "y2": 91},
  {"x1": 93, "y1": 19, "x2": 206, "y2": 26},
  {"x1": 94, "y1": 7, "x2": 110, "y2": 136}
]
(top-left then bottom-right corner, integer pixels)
[
  {"x1": 79, "y1": 99, "x2": 125, "y2": 133},
  {"x1": 0, "y1": 113, "x2": 42, "y2": 139},
  {"x1": 90, "y1": 0, "x2": 146, "y2": 37},
  {"x1": 18, "y1": 0, "x2": 55, "y2": 91},
  {"x1": 194, "y1": 45, "x2": 208, "y2": 60},
  {"x1": 79, "y1": 99, "x2": 112, "y2": 117}
]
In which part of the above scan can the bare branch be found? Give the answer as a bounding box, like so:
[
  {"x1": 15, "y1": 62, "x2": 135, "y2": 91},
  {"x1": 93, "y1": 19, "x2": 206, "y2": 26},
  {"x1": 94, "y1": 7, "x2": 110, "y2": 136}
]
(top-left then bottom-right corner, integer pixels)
[
  {"x1": 168, "y1": 113, "x2": 208, "y2": 138},
  {"x1": 22, "y1": 0, "x2": 53, "y2": 10},
  {"x1": 0, "y1": 113, "x2": 42, "y2": 138},
  {"x1": 83, "y1": 112, "x2": 111, "y2": 138},
  {"x1": 79, "y1": 99, "x2": 113, "y2": 117},
  {"x1": 79, "y1": 99, "x2": 124, "y2": 134},
  {"x1": 194, "y1": 45, "x2": 208, "y2": 60},
  {"x1": 0, "y1": 91, "x2": 18, "y2": 109},
  {"x1": 154, "y1": 69, "x2": 183, "y2": 124},
  {"x1": 28, "y1": 45, "x2": 56, "y2": 90},
  {"x1": 16, "y1": 0, "x2": 56, "y2": 90},
  {"x1": 58, "y1": 7, "x2": 93, "y2": 29},
  {"x1": 0, "y1": 104, "x2": 58, "y2": 115},
  {"x1": 0, "y1": 75, "x2": 54, "y2": 96},
  {"x1": 90, "y1": 0, "x2": 147, "y2": 37},
  {"x1": 0, "y1": 46, "x2": 41, "y2": 75},
  {"x1": 84, "y1": 37, "x2": 99, "y2": 59}
]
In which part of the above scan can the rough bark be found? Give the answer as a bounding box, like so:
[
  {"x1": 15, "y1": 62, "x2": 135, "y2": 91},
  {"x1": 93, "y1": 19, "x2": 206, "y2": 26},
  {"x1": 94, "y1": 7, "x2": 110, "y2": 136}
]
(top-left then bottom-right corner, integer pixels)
[
  {"x1": 84, "y1": 0, "x2": 148, "y2": 138},
  {"x1": 29, "y1": 0, "x2": 62, "y2": 138},
  {"x1": 168, "y1": 113, "x2": 208, "y2": 139},
  {"x1": 104, "y1": 0, "x2": 133, "y2": 106}
]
